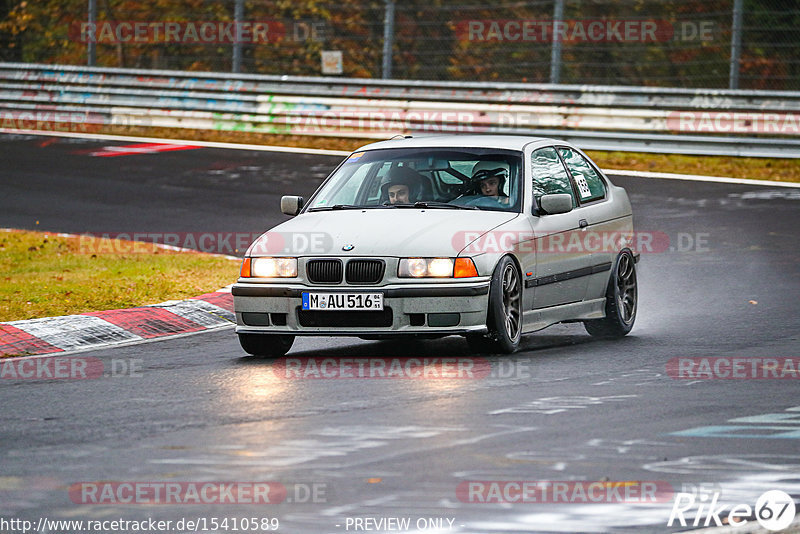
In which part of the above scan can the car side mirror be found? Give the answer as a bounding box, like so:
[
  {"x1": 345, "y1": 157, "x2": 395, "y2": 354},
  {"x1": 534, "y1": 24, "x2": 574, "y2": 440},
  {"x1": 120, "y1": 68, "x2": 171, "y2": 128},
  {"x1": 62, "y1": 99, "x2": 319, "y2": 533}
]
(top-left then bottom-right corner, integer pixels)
[
  {"x1": 539, "y1": 193, "x2": 573, "y2": 215},
  {"x1": 280, "y1": 196, "x2": 304, "y2": 216}
]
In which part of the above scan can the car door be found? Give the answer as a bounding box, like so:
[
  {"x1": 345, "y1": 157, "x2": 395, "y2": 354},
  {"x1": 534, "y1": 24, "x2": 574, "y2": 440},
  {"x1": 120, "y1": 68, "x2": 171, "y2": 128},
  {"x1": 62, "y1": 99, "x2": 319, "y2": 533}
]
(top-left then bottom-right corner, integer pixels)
[
  {"x1": 556, "y1": 146, "x2": 618, "y2": 302},
  {"x1": 528, "y1": 146, "x2": 593, "y2": 309}
]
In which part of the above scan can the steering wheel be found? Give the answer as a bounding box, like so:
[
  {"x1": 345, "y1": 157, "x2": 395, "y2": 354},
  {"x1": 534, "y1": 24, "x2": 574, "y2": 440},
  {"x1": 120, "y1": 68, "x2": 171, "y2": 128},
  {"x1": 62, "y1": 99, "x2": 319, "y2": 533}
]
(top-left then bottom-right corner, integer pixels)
[{"x1": 464, "y1": 196, "x2": 505, "y2": 208}]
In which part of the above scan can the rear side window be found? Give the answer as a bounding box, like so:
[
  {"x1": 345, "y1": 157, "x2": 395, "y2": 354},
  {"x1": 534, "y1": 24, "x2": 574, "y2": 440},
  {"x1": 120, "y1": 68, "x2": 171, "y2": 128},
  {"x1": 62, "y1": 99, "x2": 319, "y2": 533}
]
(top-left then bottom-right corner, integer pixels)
[
  {"x1": 531, "y1": 147, "x2": 576, "y2": 208},
  {"x1": 557, "y1": 147, "x2": 606, "y2": 202}
]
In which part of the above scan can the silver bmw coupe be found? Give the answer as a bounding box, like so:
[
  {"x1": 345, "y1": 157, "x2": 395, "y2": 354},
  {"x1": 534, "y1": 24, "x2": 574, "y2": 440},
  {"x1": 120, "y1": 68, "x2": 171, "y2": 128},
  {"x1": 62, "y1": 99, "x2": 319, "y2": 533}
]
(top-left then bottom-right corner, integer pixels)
[{"x1": 233, "y1": 135, "x2": 638, "y2": 356}]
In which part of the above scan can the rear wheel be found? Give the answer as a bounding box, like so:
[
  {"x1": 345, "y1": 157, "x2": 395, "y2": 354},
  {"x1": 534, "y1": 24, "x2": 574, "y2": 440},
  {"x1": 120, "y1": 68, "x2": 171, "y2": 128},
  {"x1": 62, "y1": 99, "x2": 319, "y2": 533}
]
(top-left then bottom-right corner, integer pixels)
[
  {"x1": 466, "y1": 256, "x2": 522, "y2": 354},
  {"x1": 584, "y1": 250, "x2": 637, "y2": 338},
  {"x1": 238, "y1": 333, "x2": 295, "y2": 357}
]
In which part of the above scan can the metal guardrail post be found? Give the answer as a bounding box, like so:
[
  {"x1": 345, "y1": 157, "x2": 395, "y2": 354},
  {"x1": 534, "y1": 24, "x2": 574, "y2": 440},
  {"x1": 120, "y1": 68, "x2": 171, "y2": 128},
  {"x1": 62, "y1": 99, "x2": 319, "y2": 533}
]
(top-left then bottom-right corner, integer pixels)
[
  {"x1": 729, "y1": 0, "x2": 744, "y2": 90},
  {"x1": 87, "y1": 0, "x2": 97, "y2": 67},
  {"x1": 233, "y1": 0, "x2": 244, "y2": 73},
  {"x1": 550, "y1": 0, "x2": 564, "y2": 84},
  {"x1": 382, "y1": 0, "x2": 395, "y2": 79}
]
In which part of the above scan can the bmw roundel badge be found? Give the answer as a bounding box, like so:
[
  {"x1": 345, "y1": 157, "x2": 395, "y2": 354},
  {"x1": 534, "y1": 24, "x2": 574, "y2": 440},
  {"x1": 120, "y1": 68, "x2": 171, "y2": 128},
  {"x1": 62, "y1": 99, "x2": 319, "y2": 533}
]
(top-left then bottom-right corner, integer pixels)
[{"x1": 342, "y1": 244, "x2": 355, "y2": 251}]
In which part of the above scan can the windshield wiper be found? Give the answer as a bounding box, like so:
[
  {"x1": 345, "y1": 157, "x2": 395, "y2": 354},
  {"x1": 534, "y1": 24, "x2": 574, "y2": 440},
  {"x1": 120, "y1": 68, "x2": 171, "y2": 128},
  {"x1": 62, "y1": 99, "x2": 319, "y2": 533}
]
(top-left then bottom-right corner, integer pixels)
[
  {"x1": 308, "y1": 204, "x2": 370, "y2": 212},
  {"x1": 410, "y1": 201, "x2": 479, "y2": 210}
]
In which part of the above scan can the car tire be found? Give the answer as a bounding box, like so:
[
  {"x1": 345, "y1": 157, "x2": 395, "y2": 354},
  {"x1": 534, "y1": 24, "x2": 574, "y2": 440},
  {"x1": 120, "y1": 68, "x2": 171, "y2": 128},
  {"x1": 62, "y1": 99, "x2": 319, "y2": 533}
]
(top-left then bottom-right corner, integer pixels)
[
  {"x1": 466, "y1": 256, "x2": 522, "y2": 354},
  {"x1": 584, "y1": 250, "x2": 637, "y2": 338},
  {"x1": 238, "y1": 333, "x2": 295, "y2": 358}
]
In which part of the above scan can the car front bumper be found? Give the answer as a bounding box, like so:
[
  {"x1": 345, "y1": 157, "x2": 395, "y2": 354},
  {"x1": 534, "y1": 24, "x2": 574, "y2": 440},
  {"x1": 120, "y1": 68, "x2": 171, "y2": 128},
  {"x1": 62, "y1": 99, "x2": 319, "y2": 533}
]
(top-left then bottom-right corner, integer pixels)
[{"x1": 232, "y1": 280, "x2": 491, "y2": 336}]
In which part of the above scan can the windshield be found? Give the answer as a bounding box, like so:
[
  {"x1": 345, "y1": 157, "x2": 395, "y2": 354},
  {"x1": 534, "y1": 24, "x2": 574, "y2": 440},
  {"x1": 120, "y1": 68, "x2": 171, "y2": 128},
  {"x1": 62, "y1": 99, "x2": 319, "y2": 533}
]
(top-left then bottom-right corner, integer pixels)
[{"x1": 306, "y1": 147, "x2": 523, "y2": 213}]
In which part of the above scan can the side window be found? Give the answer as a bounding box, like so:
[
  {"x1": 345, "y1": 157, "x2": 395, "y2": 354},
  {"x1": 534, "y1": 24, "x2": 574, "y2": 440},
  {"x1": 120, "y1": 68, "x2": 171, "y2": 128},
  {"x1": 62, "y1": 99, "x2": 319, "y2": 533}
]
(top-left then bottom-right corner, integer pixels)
[
  {"x1": 531, "y1": 147, "x2": 576, "y2": 208},
  {"x1": 557, "y1": 147, "x2": 606, "y2": 202}
]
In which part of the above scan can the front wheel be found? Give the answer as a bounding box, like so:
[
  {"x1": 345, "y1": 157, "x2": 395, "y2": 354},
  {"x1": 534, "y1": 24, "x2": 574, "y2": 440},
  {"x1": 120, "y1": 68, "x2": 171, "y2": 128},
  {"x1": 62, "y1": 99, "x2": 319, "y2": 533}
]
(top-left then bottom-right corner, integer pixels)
[
  {"x1": 238, "y1": 333, "x2": 295, "y2": 357},
  {"x1": 467, "y1": 256, "x2": 522, "y2": 354},
  {"x1": 584, "y1": 250, "x2": 637, "y2": 338}
]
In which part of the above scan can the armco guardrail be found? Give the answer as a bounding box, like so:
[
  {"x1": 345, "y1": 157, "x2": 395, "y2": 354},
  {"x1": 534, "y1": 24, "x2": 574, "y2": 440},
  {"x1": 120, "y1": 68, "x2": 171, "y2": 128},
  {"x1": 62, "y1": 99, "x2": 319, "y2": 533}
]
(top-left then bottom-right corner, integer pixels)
[{"x1": 1, "y1": 63, "x2": 799, "y2": 158}]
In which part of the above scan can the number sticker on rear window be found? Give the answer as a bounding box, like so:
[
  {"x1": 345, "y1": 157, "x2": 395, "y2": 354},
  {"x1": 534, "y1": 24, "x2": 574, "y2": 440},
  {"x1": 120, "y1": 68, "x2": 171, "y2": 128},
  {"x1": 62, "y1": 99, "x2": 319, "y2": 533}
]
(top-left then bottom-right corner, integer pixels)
[{"x1": 575, "y1": 175, "x2": 592, "y2": 199}]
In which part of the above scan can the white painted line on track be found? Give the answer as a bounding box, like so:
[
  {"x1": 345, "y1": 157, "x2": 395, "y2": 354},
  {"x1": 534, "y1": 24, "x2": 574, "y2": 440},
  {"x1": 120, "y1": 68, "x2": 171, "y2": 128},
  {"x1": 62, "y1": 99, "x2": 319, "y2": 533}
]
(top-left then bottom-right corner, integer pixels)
[
  {"x1": 3, "y1": 128, "x2": 800, "y2": 189},
  {"x1": 604, "y1": 169, "x2": 800, "y2": 189},
  {"x1": 0, "y1": 128, "x2": 351, "y2": 157}
]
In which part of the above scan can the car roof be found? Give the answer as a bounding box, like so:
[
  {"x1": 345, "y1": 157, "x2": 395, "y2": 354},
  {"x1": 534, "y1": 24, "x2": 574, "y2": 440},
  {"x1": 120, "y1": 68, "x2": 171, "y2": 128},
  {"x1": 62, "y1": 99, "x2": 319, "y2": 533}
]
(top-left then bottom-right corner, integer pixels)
[{"x1": 354, "y1": 134, "x2": 562, "y2": 152}]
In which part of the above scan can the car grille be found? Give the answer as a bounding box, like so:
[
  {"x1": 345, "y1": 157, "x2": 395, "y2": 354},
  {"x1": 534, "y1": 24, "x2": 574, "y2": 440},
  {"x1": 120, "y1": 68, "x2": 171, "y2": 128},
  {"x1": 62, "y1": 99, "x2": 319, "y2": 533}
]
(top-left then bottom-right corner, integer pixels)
[
  {"x1": 297, "y1": 307, "x2": 393, "y2": 327},
  {"x1": 306, "y1": 259, "x2": 343, "y2": 284},
  {"x1": 346, "y1": 259, "x2": 385, "y2": 284}
]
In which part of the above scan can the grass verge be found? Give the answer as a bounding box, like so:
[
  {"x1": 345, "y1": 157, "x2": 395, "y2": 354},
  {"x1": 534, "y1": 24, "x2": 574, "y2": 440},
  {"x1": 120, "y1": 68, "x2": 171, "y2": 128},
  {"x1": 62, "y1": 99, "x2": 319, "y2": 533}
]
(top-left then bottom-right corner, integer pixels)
[{"x1": 0, "y1": 229, "x2": 239, "y2": 322}]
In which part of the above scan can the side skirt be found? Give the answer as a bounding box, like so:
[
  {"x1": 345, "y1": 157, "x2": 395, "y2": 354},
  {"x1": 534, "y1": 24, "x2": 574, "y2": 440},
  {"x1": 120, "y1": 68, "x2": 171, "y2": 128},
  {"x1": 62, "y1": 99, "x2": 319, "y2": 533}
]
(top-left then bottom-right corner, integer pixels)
[{"x1": 521, "y1": 298, "x2": 606, "y2": 334}]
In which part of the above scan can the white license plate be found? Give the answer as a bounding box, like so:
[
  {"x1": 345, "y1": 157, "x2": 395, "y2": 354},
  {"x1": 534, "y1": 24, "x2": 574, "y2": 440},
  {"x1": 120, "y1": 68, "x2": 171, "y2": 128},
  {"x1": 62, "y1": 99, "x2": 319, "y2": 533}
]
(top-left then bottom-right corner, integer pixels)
[{"x1": 302, "y1": 292, "x2": 384, "y2": 311}]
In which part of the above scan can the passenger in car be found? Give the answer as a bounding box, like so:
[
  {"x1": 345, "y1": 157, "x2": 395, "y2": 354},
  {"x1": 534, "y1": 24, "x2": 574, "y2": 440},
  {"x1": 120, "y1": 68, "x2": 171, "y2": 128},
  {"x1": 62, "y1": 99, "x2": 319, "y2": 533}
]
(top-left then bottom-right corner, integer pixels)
[{"x1": 472, "y1": 161, "x2": 510, "y2": 204}]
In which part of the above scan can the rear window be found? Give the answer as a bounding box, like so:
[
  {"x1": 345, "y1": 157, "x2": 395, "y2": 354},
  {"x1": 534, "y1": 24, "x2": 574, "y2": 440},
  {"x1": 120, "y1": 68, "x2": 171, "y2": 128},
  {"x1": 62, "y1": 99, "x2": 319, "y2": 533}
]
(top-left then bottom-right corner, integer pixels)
[{"x1": 558, "y1": 147, "x2": 606, "y2": 202}]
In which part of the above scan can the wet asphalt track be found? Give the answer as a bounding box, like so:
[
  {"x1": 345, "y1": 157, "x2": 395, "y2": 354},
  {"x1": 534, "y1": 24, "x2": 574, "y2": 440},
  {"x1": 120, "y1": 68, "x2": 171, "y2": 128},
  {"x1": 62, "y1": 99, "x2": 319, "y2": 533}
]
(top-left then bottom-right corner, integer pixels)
[{"x1": 1, "y1": 134, "x2": 799, "y2": 533}]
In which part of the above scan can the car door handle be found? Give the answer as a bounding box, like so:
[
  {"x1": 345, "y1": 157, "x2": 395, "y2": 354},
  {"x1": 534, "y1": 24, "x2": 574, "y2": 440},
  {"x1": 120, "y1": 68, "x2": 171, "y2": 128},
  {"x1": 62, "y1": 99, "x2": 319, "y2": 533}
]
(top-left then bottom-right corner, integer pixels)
[{"x1": 579, "y1": 219, "x2": 588, "y2": 228}]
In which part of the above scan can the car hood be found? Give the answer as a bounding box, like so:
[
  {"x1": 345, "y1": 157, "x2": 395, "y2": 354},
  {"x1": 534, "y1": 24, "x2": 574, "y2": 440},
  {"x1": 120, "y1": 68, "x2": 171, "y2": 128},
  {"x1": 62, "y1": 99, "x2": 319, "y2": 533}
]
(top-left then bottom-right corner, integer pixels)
[{"x1": 248, "y1": 209, "x2": 519, "y2": 257}]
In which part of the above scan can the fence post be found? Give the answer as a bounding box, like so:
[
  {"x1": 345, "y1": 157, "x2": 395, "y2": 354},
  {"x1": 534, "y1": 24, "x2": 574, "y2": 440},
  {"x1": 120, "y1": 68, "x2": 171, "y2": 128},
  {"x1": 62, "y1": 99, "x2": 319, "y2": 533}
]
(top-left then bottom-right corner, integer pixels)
[
  {"x1": 87, "y1": 0, "x2": 97, "y2": 66},
  {"x1": 233, "y1": 0, "x2": 244, "y2": 73},
  {"x1": 729, "y1": 0, "x2": 743, "y2": 89},
  {"x1": 550, "y1": 0, "x2": 564, "y2": 84},
  {"x1": 382, "y1": 0, "x2": 395, "y2": 79}
]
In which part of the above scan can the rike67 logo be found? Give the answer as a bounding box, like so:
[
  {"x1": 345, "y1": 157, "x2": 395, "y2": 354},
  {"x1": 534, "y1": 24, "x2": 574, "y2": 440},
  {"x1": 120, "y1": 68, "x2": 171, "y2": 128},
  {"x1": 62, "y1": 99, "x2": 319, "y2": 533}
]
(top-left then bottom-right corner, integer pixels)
[{"x1": 669, "y1": 490, "x2": 796, "y2": 531}]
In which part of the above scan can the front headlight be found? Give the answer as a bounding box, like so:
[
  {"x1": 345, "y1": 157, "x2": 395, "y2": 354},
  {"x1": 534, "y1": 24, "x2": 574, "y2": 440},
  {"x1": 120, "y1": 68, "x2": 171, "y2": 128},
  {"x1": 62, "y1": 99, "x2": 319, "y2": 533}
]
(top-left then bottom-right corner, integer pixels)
[
  {"x1": 241, "y1": 257, "x2": 298, "y2": 278},
  {"x1": 399, "y1": 258, "x2": 457, "y2": 278},
  {"x1": 428, "y1": 258, "x2": 455, "y2": 277}
]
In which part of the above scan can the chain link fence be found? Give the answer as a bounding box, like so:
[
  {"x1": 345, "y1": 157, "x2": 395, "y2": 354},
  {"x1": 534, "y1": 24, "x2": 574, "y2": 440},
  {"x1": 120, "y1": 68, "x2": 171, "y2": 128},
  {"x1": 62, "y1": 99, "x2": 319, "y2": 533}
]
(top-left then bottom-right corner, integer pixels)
[{"x1": 1, "y1": 0, "x2": 798, "y2": 90}]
